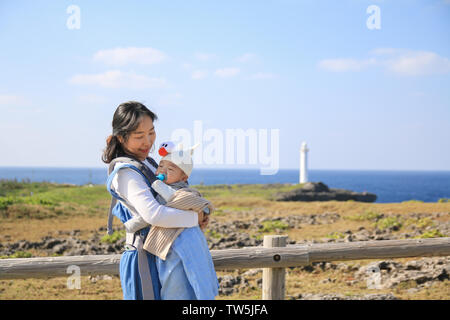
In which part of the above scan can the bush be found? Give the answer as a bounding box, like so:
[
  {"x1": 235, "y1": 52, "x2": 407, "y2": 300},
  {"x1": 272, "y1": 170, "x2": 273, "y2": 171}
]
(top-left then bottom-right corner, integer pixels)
[
  {"x1": 346, "y1": 210, "x2": 383, "y2": 221},
  {"x1": 0, "y1": 195, "x2": 54, "y2": 211},
  {"x1": 0, "y1": 251, "x2": 33, "y2": 259},
  {"x1": 415, "y1": 229, "x2": 445, "y2": 239},
  {"x1": 0, "y1": 197, "x2": 15, "y2": 210},
  {"x1": 205, "y1": 230, "x2": 223, "y2": 239},
  {"x1": 259, "y1": 220, "x2": 289, "y2": 233},
  {"x1": 404, "y1": 217, "x2": 435, "y2": 229},
  {"x1": 375, "y1": 216, "x2": 403, "y2": 231},
  {"x1": 101, "y1": 230, "x2": 126, "y2": 244},
  {"x1": 326, "y1": 231, "x2": 345, "y2": 239},
  {"x1": 438, "y1": 198, "x2": 449, "y2": 203}
]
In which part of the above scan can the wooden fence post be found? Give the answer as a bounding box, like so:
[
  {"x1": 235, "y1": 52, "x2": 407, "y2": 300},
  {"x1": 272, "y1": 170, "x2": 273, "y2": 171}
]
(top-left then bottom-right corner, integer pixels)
[{"x1": 262, "y1": 235, "x2": 288, "y2": 300}]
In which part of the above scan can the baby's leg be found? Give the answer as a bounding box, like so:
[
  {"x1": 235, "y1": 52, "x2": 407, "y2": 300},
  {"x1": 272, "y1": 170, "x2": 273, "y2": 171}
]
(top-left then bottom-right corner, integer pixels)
[{"x1": 156, "y1": 249, "x2": 197, "y2": 300}]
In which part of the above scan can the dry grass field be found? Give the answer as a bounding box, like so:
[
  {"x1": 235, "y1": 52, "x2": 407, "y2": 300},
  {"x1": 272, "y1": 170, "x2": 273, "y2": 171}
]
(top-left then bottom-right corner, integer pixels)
[{"x1": 0, "y1": 181, "x2": 448, "y2": 300}]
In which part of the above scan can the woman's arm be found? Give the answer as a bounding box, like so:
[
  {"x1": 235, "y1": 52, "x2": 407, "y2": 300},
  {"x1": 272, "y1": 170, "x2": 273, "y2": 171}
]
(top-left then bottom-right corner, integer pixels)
[{"x1": 112, "y1": 167, "x2": 198, "y2": 228}]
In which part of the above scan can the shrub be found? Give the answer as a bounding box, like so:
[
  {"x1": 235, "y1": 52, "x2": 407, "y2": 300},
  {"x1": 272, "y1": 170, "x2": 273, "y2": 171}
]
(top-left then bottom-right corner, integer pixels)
[
  {"x1": 415, "y1": 229, "x2": 445, "y2": 239},
  {"x1": 205, "y1": 230, "x2": 223, "y2": 239},
  {"x1": 375, "y1": 216, "x2": 403, "y2": 231},
  {"x1": 346, "y1": 210, "x2": 383, "y2": 221},
  {"x1": 259, "y1": 220, "x2": 289, "y2": 233},
  {"x1": 0, "y1": 251, "x2": 33, "y2": 259},
  {"x1": 101, "y1": 230, "x2": 126, "y2": 244},
  {"x1": 0, "y1": 197, "x2": 15, "y2": 210},
  {"x1": 326, "y1": 231, "x2": 345, "y2": 239}
]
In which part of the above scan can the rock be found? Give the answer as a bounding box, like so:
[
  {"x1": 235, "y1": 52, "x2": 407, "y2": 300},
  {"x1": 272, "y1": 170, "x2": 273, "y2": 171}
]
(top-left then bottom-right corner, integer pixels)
[
  {"x1": 44, "y1": 239, "x2": 63, "y2": 249},
  {"x1": 354, "y1": 257, "x2": 450, "y2": 289},
  {"x1": 242, "y1": 269, "x2": 262, "y2": 277},
  {"x1": 302, "y1": 182, "x2": 330, "y2": 192},
  {"x1": 70, "y1": 230, "x2": 81, "y2": 236},
  {"x1": 273, "y1": 182, "x2": 377, "y2": 202},
  {"x1": 89, "y1": 275, "x2": 113, "y2": 283},
  {"x1": 52, "y1": 244, "x2": 67, "y2": 255}
]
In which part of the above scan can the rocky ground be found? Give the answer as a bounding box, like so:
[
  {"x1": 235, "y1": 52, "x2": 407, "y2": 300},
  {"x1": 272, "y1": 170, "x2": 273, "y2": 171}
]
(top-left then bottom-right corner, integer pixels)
[
  {"x1": 215, "y1": 257, "x2": 449, "y2": 300},
  {"x1": 1, "y1": 210, "x2": 448, "y2": 300}
]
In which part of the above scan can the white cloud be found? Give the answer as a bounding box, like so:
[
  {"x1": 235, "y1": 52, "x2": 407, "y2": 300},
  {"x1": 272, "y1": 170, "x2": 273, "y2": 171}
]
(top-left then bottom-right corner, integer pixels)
[
  {"x1": 77, "y1": 94, "x2": 108, "y2": 104},
  {"x1": 157, "y1": 92, "x2": 183, "y2": 106},
  {"x1": 0, "y1": 94, "x2": 30, "y2": 106},
  {"x1": 319, "y1": 49, "x2": 450, "y2": 76},
  {"x1": 369, "y1": 47, "x2": 399, "y2": 56},
  {"x1": 195, "y1": 52, "x2": 216, "y2": 61},
  {"x1": 191, "y1": 70, "x2": 208, "y2": 80},
  {"x1": 384, "y1": 51, "x2": 450, "y2": 76},
  {"x1": 69, "y1": 70, "x2": 167, "y2": 89},
  {"x1": 214, "y1": 67, "x2": 240, "y2": 78},
  {"x1": 318, "y1": 58, "x2": 376, "y2": 72},
  {"x1": 0, "y1": 95, "x2": 43, "y2": 114},
  {"x1": 248, "y1": 72, "x2": 277, "y2": 80},
  {"x1": 93, "y1": 47, "x2": 167, "y2": 66},
  {"x1": 181, "y1": 63, "x2": 194, "y2": 70},
  {"x1": 236, "y1": 53, "x2": 257, "y2": 63}
]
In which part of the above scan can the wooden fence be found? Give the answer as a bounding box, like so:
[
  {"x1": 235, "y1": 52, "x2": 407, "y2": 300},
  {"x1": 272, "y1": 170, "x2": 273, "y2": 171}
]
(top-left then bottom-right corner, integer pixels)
[{"x1": 0, "y1": 236, "x2": 449, "y2": 299}]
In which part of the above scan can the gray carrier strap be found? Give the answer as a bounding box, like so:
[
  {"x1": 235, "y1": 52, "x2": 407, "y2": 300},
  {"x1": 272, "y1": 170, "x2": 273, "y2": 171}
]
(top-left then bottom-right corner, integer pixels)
[
  {"x1": 106, "y1": 156, "x2": 159, "y2": 235},
  {"x1": 136, "y1": 234, "x2": 155, "y2": 300},
  {"x1": 107, "y1": 198, "x2": 117, "y2": 236}
]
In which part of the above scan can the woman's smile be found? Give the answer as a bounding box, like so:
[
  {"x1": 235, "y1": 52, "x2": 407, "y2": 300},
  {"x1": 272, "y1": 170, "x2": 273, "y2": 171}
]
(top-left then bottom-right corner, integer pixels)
[{"x1": 139, "y1": 147, "x2": 150, "y2": 154}]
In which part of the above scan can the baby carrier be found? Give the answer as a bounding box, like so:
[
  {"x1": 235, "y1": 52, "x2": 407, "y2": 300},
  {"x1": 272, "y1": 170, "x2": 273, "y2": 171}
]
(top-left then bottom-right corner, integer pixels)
[{"x1": 106, "y1": 156, "x2": 161, "y2": 300}]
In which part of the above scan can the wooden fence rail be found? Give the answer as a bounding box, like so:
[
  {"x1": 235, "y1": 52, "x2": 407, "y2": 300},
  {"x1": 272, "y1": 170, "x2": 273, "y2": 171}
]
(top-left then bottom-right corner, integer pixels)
[{"x1": 1, "y1": 237, "x2": 449, "y2": 299}]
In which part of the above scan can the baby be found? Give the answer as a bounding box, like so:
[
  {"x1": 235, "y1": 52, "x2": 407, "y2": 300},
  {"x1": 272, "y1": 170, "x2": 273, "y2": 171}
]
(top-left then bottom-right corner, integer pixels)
[{"x1": 124, "y1": 141, "x2": 213, "y2": 260}]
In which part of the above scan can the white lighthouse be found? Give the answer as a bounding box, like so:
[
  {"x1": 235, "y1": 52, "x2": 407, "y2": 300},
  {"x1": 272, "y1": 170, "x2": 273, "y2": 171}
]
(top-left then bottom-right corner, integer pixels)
[{"x1": 299, "y1": 142, "x2": 309, "y2": 183}]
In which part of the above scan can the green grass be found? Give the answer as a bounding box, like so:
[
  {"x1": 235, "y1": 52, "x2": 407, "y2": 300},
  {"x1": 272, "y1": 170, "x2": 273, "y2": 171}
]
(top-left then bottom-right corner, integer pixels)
[
  {"x1": 100, "y1": 230, "x2": 126, "y2": 244},
  {"x1": 193, "y1": 183, "x2": 301, "y2": 200},
  {"x1": 326, "y1": 231, "x2": 346, "y2": 239},
  {"x1": 0, "y1": 180, "x2": 110, "y2": 220},
  {"x1": 405, "y1": 217, "x2": 435, "y2": 229},
  {"x1": 0, "y1": 179, "x2": 72, "y2": 197},
  {"x1": 414, "y1": 229, "x2": 445, "y2": 239},
  {"x1": 375, "y1": 216, "x2": 403, "y2": 231},
  {"x1": 0, "y1": 251, "x2": 33, "y2": 259},
  {"x1": 205, "y1": 229, "x2": 223, "y2": 239},
  {"x1": 258, "y1": 220, "x2": 290, "y2": 233},
  {"x1": 344, "y1": 209, "x2": 383, "y2": 222}
]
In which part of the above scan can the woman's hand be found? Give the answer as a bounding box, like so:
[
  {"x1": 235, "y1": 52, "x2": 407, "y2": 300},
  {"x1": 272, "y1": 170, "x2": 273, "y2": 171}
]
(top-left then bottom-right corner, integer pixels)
[
  {"x1": 197, "y1": 210, "x2": 209, "y2": 230},
  {"x1": 199, "y1": 215, "x2": 209, "y2": 231},
  {"x1": 197, "y1": 210, "x2": 204, "y2": 226}
]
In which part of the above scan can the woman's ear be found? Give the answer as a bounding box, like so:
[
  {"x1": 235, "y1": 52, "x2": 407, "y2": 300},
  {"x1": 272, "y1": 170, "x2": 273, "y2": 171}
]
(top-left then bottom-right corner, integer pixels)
[{"x1": 117, "y1": 135, "x2": 124, "y2": 144}]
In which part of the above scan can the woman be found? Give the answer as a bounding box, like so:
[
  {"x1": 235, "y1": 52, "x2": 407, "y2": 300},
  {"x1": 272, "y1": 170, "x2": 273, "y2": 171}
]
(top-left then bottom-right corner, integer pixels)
[{"x1": 102, "y1": 101, "x2": 218, "y2": 300}]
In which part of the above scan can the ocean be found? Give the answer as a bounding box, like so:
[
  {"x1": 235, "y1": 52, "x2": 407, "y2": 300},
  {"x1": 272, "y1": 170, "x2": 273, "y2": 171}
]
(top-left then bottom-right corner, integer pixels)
[{"x1": 0, "y1": 167, "x2": 449, "y2": 204}]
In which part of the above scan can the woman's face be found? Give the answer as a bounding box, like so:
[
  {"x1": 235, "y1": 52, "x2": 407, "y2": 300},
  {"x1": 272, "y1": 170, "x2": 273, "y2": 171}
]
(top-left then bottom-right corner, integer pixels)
[{"x1": 119, "y1": 115, "x2": 156, "y2": 161}]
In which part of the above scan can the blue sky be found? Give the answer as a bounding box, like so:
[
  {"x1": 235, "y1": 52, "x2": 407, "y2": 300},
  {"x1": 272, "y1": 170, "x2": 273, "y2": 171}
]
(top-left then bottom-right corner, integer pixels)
[{"x1": 0, "y1": 0, "x2": 449, "y2": 171}]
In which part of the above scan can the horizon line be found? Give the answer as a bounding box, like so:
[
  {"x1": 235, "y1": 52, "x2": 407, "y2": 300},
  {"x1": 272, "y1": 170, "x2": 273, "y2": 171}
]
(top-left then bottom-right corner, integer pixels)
[{"x1": 1, "y1": 166, "x2": 450, "y2": 172}]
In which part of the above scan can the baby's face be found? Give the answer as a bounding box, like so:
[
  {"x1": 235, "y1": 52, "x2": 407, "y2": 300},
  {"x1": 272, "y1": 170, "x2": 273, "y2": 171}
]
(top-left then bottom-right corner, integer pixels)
[{"x1": 156, "y1": 160, "x2": 188, "y2": 184}]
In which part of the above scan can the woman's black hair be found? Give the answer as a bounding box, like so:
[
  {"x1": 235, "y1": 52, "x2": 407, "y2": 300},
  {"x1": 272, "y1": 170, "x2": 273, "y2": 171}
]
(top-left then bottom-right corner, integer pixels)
[{"x1": 102, "y1": 101, "x2": 158, "y2": 164}]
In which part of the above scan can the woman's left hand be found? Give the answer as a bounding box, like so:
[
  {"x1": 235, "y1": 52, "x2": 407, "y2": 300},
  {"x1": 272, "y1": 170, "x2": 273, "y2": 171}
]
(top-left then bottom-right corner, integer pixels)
[{"x1": 199, "y1": 215, "x2": 209, "y2": 230}]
